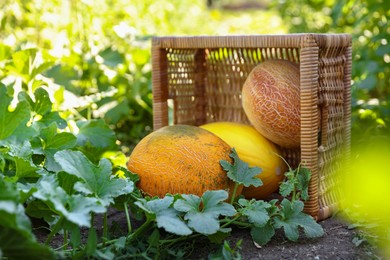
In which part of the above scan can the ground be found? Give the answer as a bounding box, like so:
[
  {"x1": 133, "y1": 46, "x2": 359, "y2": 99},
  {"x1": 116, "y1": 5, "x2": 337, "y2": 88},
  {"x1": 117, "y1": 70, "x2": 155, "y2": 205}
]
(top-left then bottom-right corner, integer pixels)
[
  {"x1": 190, "y1": 216, "x2": 382, "y2": 260},
  {"x1": 33, "y1": 208, "x2": 384, "y2": 260}
]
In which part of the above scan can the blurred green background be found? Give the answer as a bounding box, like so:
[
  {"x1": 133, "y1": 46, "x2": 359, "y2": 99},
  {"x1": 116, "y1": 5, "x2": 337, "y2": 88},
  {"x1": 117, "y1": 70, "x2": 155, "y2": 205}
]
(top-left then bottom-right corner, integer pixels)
[{"x1": 1, "y1": 0, "x2": 388, "y2": 152}]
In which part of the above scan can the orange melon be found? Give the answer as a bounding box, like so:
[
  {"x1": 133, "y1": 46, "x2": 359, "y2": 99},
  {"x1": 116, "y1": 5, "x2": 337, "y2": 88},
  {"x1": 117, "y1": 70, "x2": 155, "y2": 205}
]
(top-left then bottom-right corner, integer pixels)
[
  {"x1": 242, "y1": 59, "x2": 300, "y2": 148},
  {"x1": 127, "y1": 124, "x2": 239, "y2": 197}
]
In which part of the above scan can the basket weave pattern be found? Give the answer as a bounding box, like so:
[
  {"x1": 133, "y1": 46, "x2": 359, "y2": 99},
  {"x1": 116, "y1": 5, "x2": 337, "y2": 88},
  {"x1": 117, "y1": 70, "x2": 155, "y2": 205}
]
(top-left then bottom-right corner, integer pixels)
[{"x1": 151, "y1": 34, "x2": 352, "y2": 221}]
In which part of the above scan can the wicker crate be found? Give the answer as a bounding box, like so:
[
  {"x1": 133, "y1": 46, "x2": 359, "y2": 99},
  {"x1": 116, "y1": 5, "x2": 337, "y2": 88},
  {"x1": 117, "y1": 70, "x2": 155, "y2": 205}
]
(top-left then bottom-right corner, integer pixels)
[{"x1": 151, "y1": 34, "x2": 352, "y2": 221}]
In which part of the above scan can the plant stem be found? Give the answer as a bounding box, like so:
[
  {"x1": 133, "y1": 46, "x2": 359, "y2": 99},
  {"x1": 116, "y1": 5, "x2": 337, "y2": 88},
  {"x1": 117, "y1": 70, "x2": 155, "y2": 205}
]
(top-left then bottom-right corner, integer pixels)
[
  {"x1": 103, "y1": 212, "x2": 108, "y2": 246},
  {"x1": 230, "y1": 183, "x2": 240, "y2": 205},
  {"x1": 221, "y1": 214, "x2": 242, "y2": 229},
  {"x1": 160, "y1": 233, "x2": 201, "y2": 246},
  {"x1": 127, "y1": 218, "x2": 153, "y2": 242},
  {"x1": 45, "y1": 216, "x2": 64, "y2": 245},
  {"x1": 63, "y1": 229, "x2": 68, "y2": 247},
  {"x1": 124, "y1": 202, "x2": 132, "y2": 234}
]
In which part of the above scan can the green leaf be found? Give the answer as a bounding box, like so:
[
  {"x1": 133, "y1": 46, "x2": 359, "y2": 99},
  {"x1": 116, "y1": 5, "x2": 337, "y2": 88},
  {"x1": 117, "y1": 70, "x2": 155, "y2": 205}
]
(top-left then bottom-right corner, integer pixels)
[
  {"x1": 14, "y1": 157, "x2": 40, "y2": 178},
  {"x1": 76, "y1": 119, "x2": 117, "y2": 148},
  {"x1": 238, "y1": 199, "x2": 271, "y2": 227},
  {"x1": 36, "y1": 123, "x2": 76, "y2": 171},
  {"x1": 0, "y1": 176, "x2": 32, "y2": 237},
  {"x1": 279, "y1": 170, "x2": 296, "y2": 198},
  {"x1": 34, "y1": 87, "x2": 53, "y2": 115},
  {"x1": 251, "y1": 222, "x2": 275, "y2": 246},
  {"x1": 41, "y1": 124, "x2": 77, "y2": 150},
  {"x1": 279, "y1": 167, "x2": 311, "y2": 201},
  {"x1": 296, "y1": 167, "x2": 311, "y2": 201},
  {"x1": 220, "y1": 148, "x2": 262, "y2": 187},
  {"x1": 273, "y1": 199, "x2": 324, "y2": 242},
  {"x1": 0, "y1": 85, "x2": 31, "y2": 141},
  {"x1": 32, "y1": 174, "x2": 106, "y2": 227},
  {"x1": 0, "y1": 227, "x2": 55, "y2": 260},
  {"x1": 6, "y1": 49, "x2": 54, "y2": 83},
  {"x1": 18, "y1": 87, "x2": 52, "y2": 116},
  {"x1": 174, "y1": 190, "x2": 236, "y2": 235},
  {"x1": 54, "y1": 150, "x2": 134, "y2": 206},
  {"x1": 135, "y1": 196, "x2": 192, "y2": 236},
  {"x1": 36, "y1": 111, "x2": 67, "y2": 129}
]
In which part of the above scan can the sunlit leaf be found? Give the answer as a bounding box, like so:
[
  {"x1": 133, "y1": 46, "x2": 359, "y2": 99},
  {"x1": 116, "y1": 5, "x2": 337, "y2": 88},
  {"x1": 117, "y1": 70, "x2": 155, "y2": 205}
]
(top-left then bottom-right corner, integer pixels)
[
  {"x1": 135, "y1": 196, "x2": 192, "y2": 236},
  {"x1": 0, "y1": 85, "x2": 31, "y2": 141},
  {"x1": 54, "y1": 150, "x2": 134, "y2": 206},
  {"x1": 220, "y1": 148, "x2": 262, "y2": 187},
  {"x1": 174, "y1": 190, "x2": 236, "y2": 235}
]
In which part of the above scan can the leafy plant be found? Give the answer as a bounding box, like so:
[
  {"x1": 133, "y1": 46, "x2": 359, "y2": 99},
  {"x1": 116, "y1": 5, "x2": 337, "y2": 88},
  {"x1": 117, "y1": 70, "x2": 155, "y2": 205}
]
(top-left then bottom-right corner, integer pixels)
[{"x1": 0, "y1": 87, "x2": 324, "y2": 259}]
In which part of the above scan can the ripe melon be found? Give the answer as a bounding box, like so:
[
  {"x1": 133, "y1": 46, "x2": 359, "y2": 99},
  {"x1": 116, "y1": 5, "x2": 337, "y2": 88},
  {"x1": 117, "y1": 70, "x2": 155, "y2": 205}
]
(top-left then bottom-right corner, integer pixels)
[
  {"x1": 127, "y1": 124, "x2": 239, "y2": 197},
  {"x1": 242, "y1": 59, "x2": 300, "y2": 148},
  {"x1": 200, "y1": 122, "x2": 287, "y2": 199}
]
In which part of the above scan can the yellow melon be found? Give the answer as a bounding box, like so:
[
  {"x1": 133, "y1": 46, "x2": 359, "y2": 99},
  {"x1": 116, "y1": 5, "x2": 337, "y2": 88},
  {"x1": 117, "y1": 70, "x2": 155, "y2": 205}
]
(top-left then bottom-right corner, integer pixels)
[{"x1": 200, "y1": 122, "x2": 287, "y2": 199}]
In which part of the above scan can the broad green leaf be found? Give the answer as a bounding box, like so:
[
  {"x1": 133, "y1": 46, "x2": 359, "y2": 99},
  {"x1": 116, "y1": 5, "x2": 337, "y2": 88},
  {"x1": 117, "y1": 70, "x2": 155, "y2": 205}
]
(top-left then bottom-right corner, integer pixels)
[
  {"x1": 7, "y1": 139, "x2": 33, "y2": 158},
  {"x1": 25, "y1": 200, "x2": 55, "y2": 223},
  {"x1": 174, "y1": 190, "x2": 236, "y2": 235},
  {"x1": 273, "y1": 199, "x2": 324, "y2": 242},
  {"x1": 54, "y1": 150, "x2": 134, "y2": 206},
  {"x1": 18, "y1": 87, "x2": 52, "y2": 116},
  {"x1": 39, "y1": 123, "x2": 76, "y2": 149},
  {"x1": 238, "y1": 199, "x2": 271, "y2": 227},
  {"x1": 66, "y1": 195, "x2": 107, "y2": 227},
  {"x1": 36, "y1": 111, "x2": 67, "y2": 129},
  {"x1": 37, "y1": 123, "x2": 76, "y2": 171},
  {"x1": 251, "y1": 222, "x2": 275, "y2": 246},
  {"x1": 0, "y1": 176, "x2": 33, "y2": 239},
  {"x1": 220, "y1": 148, "x2": 262, "y2": 187},
  {"x1": 33, "y1": 174, "x2": 106, "y2": 227},
  {"x1": 76, "y1": 119, "x2": 117, "y2": 156},
  {"x1": 3, "y1": 140, "x2": 40, "y2": 179},
  {"x1": 14, "y1": 157, "x2": 40, "y2": 178},
  {"x1": 135, "y1": 196, "x2": 192, "y2": 236},
  {"x1": 16, "y1": 182, "x2": 38, "y2": 204},
  {"x1": 0, "y1": 227, "x2": 55, "y2": 260},
  {"x1": 0, "y1": 85, "x2": 31, "y2": 141}
]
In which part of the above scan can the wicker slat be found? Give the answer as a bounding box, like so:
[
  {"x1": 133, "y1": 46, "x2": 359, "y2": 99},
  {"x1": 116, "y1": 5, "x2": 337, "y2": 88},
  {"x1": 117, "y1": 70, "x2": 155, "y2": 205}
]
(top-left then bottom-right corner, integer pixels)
[{"x1": 151, "y1": 34, "x2": 352, "y2": 221}]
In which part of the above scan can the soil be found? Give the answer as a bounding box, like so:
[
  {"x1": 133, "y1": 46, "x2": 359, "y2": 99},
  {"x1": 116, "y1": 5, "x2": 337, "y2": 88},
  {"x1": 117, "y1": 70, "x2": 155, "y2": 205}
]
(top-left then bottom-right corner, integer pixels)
[
  {"x1": 189, "y1": 217, "x2": 383, "y2": 260},
  {"x1": 33, "y1": 208, "x2": 385, "y2": 260}
]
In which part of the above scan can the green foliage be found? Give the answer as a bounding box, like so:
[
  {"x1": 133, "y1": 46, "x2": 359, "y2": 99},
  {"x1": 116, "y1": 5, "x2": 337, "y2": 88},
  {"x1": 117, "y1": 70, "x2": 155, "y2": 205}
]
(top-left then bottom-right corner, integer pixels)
[
  {"x1": 174, "y1": 190, "x2": 236, "y2": 235},
  {"x1": 220, "y1": 148, "x2": 263, "y2": 188}
]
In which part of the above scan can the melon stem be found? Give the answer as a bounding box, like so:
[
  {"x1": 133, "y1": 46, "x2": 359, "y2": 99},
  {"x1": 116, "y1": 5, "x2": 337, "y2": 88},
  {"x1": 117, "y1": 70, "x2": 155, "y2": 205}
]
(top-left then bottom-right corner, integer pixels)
[{"x1": 230, "y1": 183, "x2": 240, "y2": 205}]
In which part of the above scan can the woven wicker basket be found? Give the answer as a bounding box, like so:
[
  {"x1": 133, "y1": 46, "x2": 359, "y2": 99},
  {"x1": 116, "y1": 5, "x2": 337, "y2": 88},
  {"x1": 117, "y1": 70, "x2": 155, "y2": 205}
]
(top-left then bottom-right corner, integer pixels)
[{"x1": 151, "y1": 34, "x2": 352, "y2": 221}]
